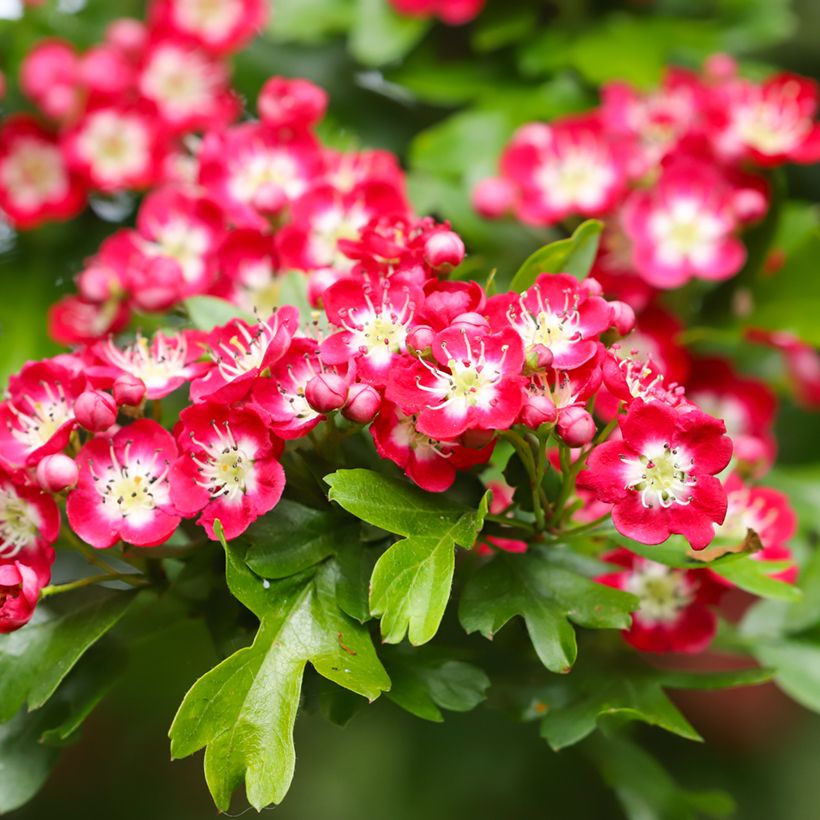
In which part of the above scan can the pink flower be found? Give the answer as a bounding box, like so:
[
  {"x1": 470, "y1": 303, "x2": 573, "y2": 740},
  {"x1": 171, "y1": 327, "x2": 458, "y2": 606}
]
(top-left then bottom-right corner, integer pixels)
[
  {"x1": 190, "y1": 308, "x2": 299, "y2": 404},
  {"x1": 0, "y1": 467, "x2": 60, "y2": 557},
  {"x1": 137, "y1": 37, "x2": 238, "y2": 133},
  {"x1": 209, "y1": 229, "x2": 278, "y2": 312},
  {"x1": 67, "y1": 420, "x2": 181, "y2": 548},
  {"x1": 19, "y1": 39, "x2": 84, "y2": 121},
  {"x1": 0, "y1": 115, "x2": 86, "y2": 229},
  {"x1": 0, "y1": 359, "x2": 86, "y2": 468},
  {"x1": 169, "y1": 403, "x2": 285, "y2": 540},
  {"x1": 578, "y1": 400, "x2": 732, "y2": 550},
  {"x1": 0, "y1": 553, "x2": 52, "y2": 633},
  {"x1": 370, "y1": 401, "x2": 493, "y2": 493},
  {"x1": 621, "y1": 157, "x2": 746, "y2": 288},
  {"x1": 388, "y1": 0, "x2": 485, "y2": 25},
  {"x1": 598, "y1": 548, "x2": 723, "y2": 653},
  {"x1": 321, "y1": 278, "x2": 423, "y2": 386},
  {"x1": 709, "y1": 72, "x2": 820, "y2": 166},
  {"x1": 149, "y1": 0, "x2": 267, "y2": 55},
  {"x1": 487, "y1": 273, "x2": 613, "y2": 370},
  {"x1": 47, "y1": 295, "x2": 131, "y2": 347},
  {"x1": 90, "y1": 330, "x2": 208, "y2": 400},
  {"x1": 62, "y1": 105, "x2": 166, "y2": 192},
  {"x1": 36, "y1": 453, "x2": 80, "y2": 492},
  {"x1": 499, "y1": 116, "x2": 633, "y2": 226},
  {"x1": 386, "y1": 326, "x2": 526, "y2": 439},
  {"x1": 419, "y1": 279, "x2": 486, "y2": 331},
  {"x1": 198, "y1": 123, "x2": 322, "y2": 228}
]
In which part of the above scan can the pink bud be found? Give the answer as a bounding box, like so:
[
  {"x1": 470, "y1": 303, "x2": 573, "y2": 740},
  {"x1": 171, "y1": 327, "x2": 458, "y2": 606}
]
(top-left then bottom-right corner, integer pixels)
[
  {"x1": 77, "y1": 264, "x2": 119, "y2": 302},
  {"x1": 105, "y1": 18, "x2": 148, "y2": 56},
  {"x1": 113, "y1": 374, "x2": 146, "y2": 407},
  {"x1": 609, "y1": 301, "x2": 636, "y2": 336},
  {"x1": 258, "y1": 76, "x2": 328, "y2": 130},
  {"x1": 472, "y1": 177, "x2": 516, "y2": 219},
  {"x1": 520, "y1": 395, "x2": 557, "y2": 429},
  {"x1": 407, "y1": 325, "x2": 435, "y2": 353},
  {"x1": 525, "y1": 344, "x2": 553, "y2": 371},
  {"x1": 74, "y1": 389, "x2": 117, "y2": 432},
  {"x1": 80, "y1": 45, "x2": 133, "y2": 97},
  {"x1": 704, "y1": 53, "x2": 737, "y2": 81},
  {"x1": 450, "y1": 312, "x2": 490, "y2": 333},
  {"x1": 305, "y1": 373, "x2": 349, "y2": 413},
  {"x1": 342, "y1": 384, "x2": 382, "y2": 424},
  {"x1": 423, "y1": 231, "x2": 465, "y2": 273},
  {"x1": 556, "y1": 406, "x2": 596, "y2": 447},
  {"x1": 35, "y1": 453, "x2": 79, "y2": 492},
  {"x1": 580, "y1": 277, "x2": 603, "y2": 297}
]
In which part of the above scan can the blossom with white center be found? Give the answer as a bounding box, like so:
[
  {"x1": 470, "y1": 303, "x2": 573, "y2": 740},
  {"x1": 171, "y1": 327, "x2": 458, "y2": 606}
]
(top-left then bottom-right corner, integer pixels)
[
  {"x1": 67, "y1": 420, "x2": 181, "y2": 549},
  {"x1": 189, "y1": 307, "x2": 299, "y2": 404},
  {"x1": 0, "y1": 470, "x2": 59, "y2": 559},
  {"x1": 597, "y1": 548, "x2": 722, "y2": 653},
  {"x1": 169, "y1": 403, "x2": 284, "y2": 540},
  {"x1": 92, "y1": 330, "x2": 208, "y2": 400},
  {"x1": 386, "y1": 326, "x2": 525, "y2": 440},
  {"x1": 578, "y1": 399, "x2": 732, "y2": 550}
]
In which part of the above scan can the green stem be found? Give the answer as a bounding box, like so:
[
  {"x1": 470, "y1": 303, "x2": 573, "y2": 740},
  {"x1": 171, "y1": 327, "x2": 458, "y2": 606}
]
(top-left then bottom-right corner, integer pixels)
[
  {"x1": 484, "y1": 513, "x2": 536, "y2": 534},
  {"x1": 41, "y1": 572, "x2": 149, "y2": 598},
  {"x1": 500, "y1": 430, "x2": 544, "y2": 531},
  {"x1": 558, "y1": 513, "x2": 612, "y2": 540}
]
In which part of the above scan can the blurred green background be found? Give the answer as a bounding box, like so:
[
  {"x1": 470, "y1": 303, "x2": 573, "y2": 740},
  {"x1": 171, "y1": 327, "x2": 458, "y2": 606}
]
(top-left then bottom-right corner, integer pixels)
[{"x1": 2, "y1": 0, "x2": 820, "y2": 816}]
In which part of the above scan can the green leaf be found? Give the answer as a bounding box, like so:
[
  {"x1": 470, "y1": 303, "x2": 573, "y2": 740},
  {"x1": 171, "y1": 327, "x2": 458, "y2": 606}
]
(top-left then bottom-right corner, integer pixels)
[
  {"x1": 370, "y1": 535, "x2": 455, "y2": 645},
  {"x1": 334, "y1": 539, "x2": 377, "y2": 623},
  {"x1": 509, "y1": 220, "x2": 603, "y2": 292},
  {"x1": 275, "y1": 270, "x2": 320, "y2": 327},
  {"x1": 384, "y1": 650, "x2": 490, "y2": 722},
  {"x1": 243, "y1": 499, "x2": 360, "y2": 579},
  {"x1": 0, "y1": 587, "x2": 134, "y2": 722},
  {"x1": 710, "y1": 554, "x2": 802, "y2": 602},
  {"x1": 184, "y1": 295, "x2": 253, "y2": 331},
  {"x1": 170, "y1": 548, "x2": 389, "y2": 811},
  {"x1": 472, "y1": 6, "x2": 538, "y2": 53},
  {"x1": 753, "y1": 640, "x2": 820, "y2": 713},
  {"x1": 268, "y1": 0, "x2": 355, "y2": 42},
  {"x1": 586, "y1": 733, "x2": 735, "y2": 820},
  {"x1": 349, "y1": 0, "x2": 430, "y2": 66},
  {"x1": 458, "y1": 552, "x2": 637, "y2": 673},
  {"x1": 325, "y1": 469, "x2": 488, "y2": 547}
]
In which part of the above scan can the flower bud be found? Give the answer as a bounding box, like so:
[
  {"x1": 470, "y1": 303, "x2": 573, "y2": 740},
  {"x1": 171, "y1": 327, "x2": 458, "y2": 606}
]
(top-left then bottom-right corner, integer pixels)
[
  {"x1": 450, "y1": 312, "x2": 490, "y2": 333},
  {"x1": 557, "y1": 406, "x2": 596, "y2": 447},
  {"x1": 77, "y1": 264, "x2": 119, "y2": 302},
  {"x1": 580, "y1": 277, "x2": 603, "y2": 297},
  {"x1": 35, "y1": 453, "x2": 79, "y2": 493},
  {"x1": 113, "y1": 373, "x2": 146, "y2": 407},
  {"x1": 472, "y1": 177, "x2": 516, "y2": 219},
  {"x1": 305, "y1": 373, "x2": 348, "y2": 413},
  {"x1": 520, "y1": 395, "x2": 557, "y2": 429},
  {"x1": 258, "y1": 76, "x2": 328, "y2": 130},
  {"x1": 525, "y1": 343, "x2": 553, "y2": 372},
  {"x1": 423, "y1": 231, "x2": 465, "y2": 273},
  {"x1": 74, "y1": 389, "x2": 117, "y2": 432},
  {"x1": 609, "y1": 301, "x2": 636, "y2": 336},
  {"x1": 406, "y1": 325, "x2": 435, "y2": 354},
  {"x1": 342, "y1": 384, "x2": 382, "y2": 424},
  {"x1": 105, "y1": 18, "x2": 147, "y2": 56}
]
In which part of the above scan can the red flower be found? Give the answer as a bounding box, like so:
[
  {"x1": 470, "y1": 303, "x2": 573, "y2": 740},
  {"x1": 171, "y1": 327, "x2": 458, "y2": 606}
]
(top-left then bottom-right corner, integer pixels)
[
  {"x1": 0, "y1": 551, "x2": 53, "y2": 634},
  {"x1": 370, "y1": 401, "x2": 493, "y2": 493},
  {"x1": 169, "y1": 403, "x2": 285, "y2": 540},
  {"x1": 0, "y1": 467, "x2": 60, "y2": 558},
  {"x1": 386, "y1": 326, "x2": 525, "y2": 439},
  {"x1": 67, "y1": 420, "x2": 181, "y2": 549},
  {"x1": 578, "y1": 400, "x2": 732, "y2": 550},
  {"x1": 598, "y1": 548, "x2": 723, "y2": 654},
  {"x1": 321, "y1": 278, "x2": 423, "y2": 386},
  {"x1": 190, "y1": 308, "x2": 299, "y2": 404},
  {"x1": 0, "y1": 359, "x2": 86, "y2": 469},
  {"x1": 487, "y1": 273, "x2": 613, "y2": 370}
]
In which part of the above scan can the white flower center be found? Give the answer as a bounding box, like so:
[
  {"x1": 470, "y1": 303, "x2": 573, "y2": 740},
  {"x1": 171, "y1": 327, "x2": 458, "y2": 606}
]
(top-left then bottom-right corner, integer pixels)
[
  {"x1": 0, "y1": 488, "x2": 39, "y2": 557},
  {"x1": 623, "y1": 442, "x2": 696, "y2": 508},
  {"x1": 649, "y1": 199, "x2": 725, "y2": 266},
  {"x1": 229, "y1": 151, "x2": 303, "y2": 204},
  {"x1": 141, "y1": 48, "x2": 213, "y2": 114},
  {"x1": 175, "y1": 0, "x2": 243, "y2": 35},
  {"x1": 0, "y1": 139, "x2": 68, "y2": 209},
  {"x1": 104, "y1": 335, "x2": 190, "y2": 392},
  {"x1": 8, "y1": 383, "x2": 74, "y2": 452},
  {"x1": 191, "y1": 422, "x2": 256, "y2": 503},
  {"x1": 143, "y1": 219, "x2": 210, "y2": 283},
  {"x1": 211, "y1": 318, "x2": 280, "y2": 381},
  {"x1": 538, "y1": 148, "x2": 615, "y2": 209},
  {"x1": 625, "y1": 561, "x2": 693, "y2": 623}
]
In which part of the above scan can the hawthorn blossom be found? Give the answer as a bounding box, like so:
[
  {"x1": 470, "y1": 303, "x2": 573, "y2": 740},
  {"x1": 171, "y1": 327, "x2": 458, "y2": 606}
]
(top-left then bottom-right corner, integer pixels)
[
  {"x1": 321, "y1": 278, "x2": 424, "y2": 385},
  {"x1": 386, "y1": 326, "x2": 526, "y2": 439},
  {"x1": 258, "y1": 76, "x2": 328, "y2": 131},
  {"x1": 189, "y1": 308, "x2": 299, "y2": 403},
  {"x1": 598, "y1": 549, "x2": 723, "y2": 653},
  {"x1": 89, "y1": 330, "x2": 208, "y2": 400},
  {"x1": 67, "y1": 419, "x2": 181, "y2": 549},
  {"x1": 0, "y1": 359, "x2": 85, "y2": 468},
  {"x1": 0, "y1": 551, "x2": 53, "y2": 633},
  {"x1": 578, "y1": 400, "x2": 732, "y2": 550},
  {"x1": 370, "y1": 401, "x2": 494, "y2": 493},
  {"x1": 486, "y1": 274, "x2": 613, "y2": 370},
  {"x1": 0, "y1": 468, "x2": 60, "y2": 558},
  {"x1": 209, "y1": 229, "x2": 279, "y2": 312},
  {"x1": 0, "y1": 116, "x2": 85, "y2": 229},
  {"x1": 169, "y1": 403, "x2": 285, "y2": 540}
]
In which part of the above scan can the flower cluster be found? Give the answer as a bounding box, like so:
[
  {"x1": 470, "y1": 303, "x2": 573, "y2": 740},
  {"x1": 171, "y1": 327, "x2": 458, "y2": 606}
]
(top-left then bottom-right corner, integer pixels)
[
  {"x1": 475, "y1": 58, "x2": 820, "y2": 292},
  {"x1": 1, "y1": 0, "x2": 270, "y2": 230}
]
